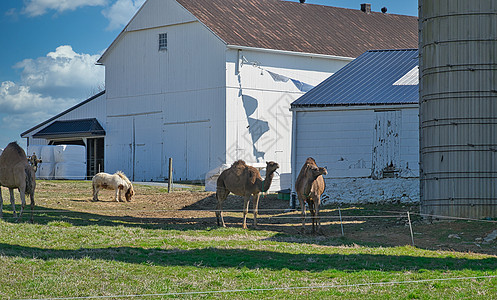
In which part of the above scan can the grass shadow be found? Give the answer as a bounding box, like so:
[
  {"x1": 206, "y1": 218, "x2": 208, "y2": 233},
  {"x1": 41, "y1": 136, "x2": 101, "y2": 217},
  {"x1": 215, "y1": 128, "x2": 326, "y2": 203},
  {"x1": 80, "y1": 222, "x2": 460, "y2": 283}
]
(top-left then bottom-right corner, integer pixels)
[{"x1": 0, "y1": 243, "x2": 496, "y2": 273}]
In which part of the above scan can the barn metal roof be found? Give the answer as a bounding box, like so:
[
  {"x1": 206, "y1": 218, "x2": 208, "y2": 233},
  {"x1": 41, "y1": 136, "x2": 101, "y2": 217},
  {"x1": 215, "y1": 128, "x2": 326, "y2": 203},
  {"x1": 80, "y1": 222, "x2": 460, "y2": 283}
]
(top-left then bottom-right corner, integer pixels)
[
  {"x1": 98, "y1": 0, "x2": 418, "y2": 63},
  {"x1": 291, "y1": 49, "x2": 419, "y2": 108},
  {"x1": 176, "y1": 0, "x2": 418, "y2": 58},
  {"x1": 33, "y1": 118, "x2": 105, "y2": 139}
]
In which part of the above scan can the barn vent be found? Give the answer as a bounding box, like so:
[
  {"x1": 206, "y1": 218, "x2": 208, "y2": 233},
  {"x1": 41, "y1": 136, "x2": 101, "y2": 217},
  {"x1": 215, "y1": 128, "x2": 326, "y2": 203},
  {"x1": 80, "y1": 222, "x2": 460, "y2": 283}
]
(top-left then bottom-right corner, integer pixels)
[{"x1": 361, "y1": 3, "x2": 371, "y2": 13}]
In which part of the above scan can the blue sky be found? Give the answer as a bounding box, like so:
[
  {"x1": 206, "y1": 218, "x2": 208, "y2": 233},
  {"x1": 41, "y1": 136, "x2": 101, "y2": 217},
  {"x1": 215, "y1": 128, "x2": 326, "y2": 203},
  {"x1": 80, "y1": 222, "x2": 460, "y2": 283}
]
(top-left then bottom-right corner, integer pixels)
[{"x1": 0, "y1": 0, "x2": 418, "y2": 150}]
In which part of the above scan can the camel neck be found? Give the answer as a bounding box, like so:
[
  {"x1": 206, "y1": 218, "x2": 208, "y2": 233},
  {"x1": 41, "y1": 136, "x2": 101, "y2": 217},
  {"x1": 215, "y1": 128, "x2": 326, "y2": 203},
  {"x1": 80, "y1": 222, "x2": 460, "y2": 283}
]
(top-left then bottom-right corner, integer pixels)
[{"x1": 262, "y1": 172, "x2": 275, "y2": 192}]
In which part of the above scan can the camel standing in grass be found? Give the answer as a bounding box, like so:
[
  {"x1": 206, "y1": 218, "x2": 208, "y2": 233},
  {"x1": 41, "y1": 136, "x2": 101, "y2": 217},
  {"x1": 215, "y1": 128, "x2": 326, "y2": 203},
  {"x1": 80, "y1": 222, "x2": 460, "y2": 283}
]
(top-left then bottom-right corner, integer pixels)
[
  {"x1": 0, "y1": 142, "x2": 36, "y2": 222},
  {"x1": 295, "y1": 157, "x2": 327, "y2": 233},
  {"x1": 216, "y1": 160, "x2": 279, "y2": 229}
]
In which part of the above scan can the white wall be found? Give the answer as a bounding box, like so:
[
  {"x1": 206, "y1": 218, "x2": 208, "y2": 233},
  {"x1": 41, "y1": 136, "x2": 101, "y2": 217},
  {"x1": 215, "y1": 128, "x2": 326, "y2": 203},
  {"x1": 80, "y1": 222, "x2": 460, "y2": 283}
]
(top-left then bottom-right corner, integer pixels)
[
  {"x1": 293, "y1": 106, "x2": 419, "y2": 203},
  {"x1": 103, "y1": 7, "x2": 227, "y2": 181},
  {"x1": 225, "y1": 48, "x2": 351, "y2": 190}
]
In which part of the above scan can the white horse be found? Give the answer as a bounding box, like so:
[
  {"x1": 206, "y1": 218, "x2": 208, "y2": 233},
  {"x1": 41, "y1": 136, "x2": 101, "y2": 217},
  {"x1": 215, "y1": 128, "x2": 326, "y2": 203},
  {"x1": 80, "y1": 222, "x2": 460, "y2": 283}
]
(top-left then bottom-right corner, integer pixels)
[{"x1": 92, "y1": 171, "x2": 134, "y2": 202}]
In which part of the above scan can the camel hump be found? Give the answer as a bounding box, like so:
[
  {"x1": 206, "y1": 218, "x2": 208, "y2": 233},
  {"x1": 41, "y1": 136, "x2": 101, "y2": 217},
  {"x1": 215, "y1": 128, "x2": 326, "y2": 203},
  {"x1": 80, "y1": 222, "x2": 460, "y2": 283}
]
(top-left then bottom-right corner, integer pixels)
[
  {"x1": 231, "y1": 160, "x2": 247, "y2": 168},
  {"x1": 304, "y1": 157, "x2": 317, "y2": 166},
  {"x1": 0, "y1": 142, "x2": 27, "y2": 165}
]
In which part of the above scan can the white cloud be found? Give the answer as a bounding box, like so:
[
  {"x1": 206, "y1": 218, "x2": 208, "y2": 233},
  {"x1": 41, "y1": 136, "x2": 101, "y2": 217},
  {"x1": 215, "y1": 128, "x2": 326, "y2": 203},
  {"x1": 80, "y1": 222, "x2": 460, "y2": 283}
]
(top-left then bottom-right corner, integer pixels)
[
  {"x1": 0, "y1": 81, "x2": 79, "y2": 148},
  {"x1": 0, "y1": 46, "x2": 104, "y2": 148},
  {"x1": 102, "y1": 0, "x2": 145, "y2": 31},
  {"x1": 14, "y1": 45, "x2": 105, "y2": 99},
  {"x1": 0, "y1": 81, "x2": 77, "y2": 114},
  {"x1": 23, "y1": 0, "x2": 108, "y2": 17}
]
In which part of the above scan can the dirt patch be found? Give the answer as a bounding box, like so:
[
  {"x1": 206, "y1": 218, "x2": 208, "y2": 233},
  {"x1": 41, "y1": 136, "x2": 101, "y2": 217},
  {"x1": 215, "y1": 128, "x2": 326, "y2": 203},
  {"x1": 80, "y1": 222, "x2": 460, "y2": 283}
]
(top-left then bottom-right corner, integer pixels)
[{"x1": 11, "y1": 181, "x2": 497, "y2": 255}]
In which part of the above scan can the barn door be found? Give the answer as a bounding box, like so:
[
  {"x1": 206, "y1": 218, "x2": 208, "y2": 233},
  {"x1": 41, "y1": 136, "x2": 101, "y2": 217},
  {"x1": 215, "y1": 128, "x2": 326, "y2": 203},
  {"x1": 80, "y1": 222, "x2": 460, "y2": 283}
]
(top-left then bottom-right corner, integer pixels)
[
  {"x1": 134, "y1": 114, "x2": 163, "y2": 181},
  {"x1": 163, "y1": 123, "x2": 187, "y2": 181},
  {"x1": 372, "y1": 110, "x2": 401, "y2": 179},
  {"x1": 186, "y1": 121, "x2": 211, "y2": 181},
  {"x1": 163, "y1": 120, "x2": 211, "y2": 181}
]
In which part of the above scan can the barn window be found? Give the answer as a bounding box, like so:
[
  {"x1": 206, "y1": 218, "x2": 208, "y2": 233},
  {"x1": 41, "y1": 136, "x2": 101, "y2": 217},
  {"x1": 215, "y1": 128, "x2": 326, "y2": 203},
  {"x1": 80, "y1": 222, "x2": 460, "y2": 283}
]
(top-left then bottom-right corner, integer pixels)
[{"x1": 158, "y1": 33, "x2": 167, "y2": 51}]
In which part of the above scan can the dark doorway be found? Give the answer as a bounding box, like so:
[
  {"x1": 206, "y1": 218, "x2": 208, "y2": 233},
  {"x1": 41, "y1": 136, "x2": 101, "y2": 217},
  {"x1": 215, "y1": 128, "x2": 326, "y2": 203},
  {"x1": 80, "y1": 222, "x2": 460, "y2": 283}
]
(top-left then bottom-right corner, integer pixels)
[{"x1": 87, "y1": 138, "x2": 105, "y2": 178}]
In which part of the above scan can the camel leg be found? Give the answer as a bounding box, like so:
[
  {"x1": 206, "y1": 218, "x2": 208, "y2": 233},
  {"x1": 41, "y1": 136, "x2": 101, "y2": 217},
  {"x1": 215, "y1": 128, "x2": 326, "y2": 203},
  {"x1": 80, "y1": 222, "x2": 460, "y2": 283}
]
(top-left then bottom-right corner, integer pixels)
[
  {"x1": 299, "y1": 197, "x2": 306, "y2": 232},
  {"x1": 9, "y1": 188, "x2": 18, "y2": 220},
  {"x1": 308, "y1": 200, "x2": 316, "y2": 234},
  {"x1": 0, "y1": 187, "x2": 3, "y2": 220},
  {"x1": 242, "y1": 195, "x2": 250, "y2": 229},
  {"x1": 215, "y1": 189, "x2": 228, "y2": 227},
  {"x1": 18, "y1": 187, "x2": 26, "y2": 221},
  {"x1": 315, "y1": 198, "x2": 321, "y2": 233},
  {"x1": 29, "y1": 192, "x2": 35, "y2": 223},
  {"x1": 252, "y1": 193, "x2": 260, "y2": 228}
]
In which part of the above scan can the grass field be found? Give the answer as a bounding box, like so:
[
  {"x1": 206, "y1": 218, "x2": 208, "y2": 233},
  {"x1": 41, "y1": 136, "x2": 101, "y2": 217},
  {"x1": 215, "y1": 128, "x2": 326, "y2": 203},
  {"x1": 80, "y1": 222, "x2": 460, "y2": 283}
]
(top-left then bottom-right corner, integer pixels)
[{"x1": 0, "y1": 181, "x2": 496, "y2": 299}]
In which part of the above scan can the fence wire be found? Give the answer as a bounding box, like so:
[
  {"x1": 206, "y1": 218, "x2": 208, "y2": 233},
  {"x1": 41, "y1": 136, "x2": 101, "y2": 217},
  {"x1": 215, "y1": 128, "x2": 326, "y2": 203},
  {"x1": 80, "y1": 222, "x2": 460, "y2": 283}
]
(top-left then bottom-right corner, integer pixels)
[{"x1": 21, "y1": 275, "x2": 497, "y2": 300}]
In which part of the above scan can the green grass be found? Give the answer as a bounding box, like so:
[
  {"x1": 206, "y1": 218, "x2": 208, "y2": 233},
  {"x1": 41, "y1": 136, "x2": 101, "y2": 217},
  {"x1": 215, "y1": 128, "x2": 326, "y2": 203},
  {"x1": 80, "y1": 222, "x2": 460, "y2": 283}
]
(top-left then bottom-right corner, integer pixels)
[
  {"x1": 1, "y1": 223, "x2": 496, "y2": 299},
  {"x1": 0, "y1": 184, "x2": 496, "y2": 299}
]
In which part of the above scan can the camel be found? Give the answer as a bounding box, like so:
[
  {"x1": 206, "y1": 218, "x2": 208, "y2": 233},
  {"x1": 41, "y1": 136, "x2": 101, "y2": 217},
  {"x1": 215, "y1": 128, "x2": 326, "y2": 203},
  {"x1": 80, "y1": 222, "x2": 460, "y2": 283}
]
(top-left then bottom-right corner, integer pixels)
[
  {"x1": 295, "y1": 157, "x2": 327, "y2": 233},
  {"x1": 92, "y1": 171, "x2": 134, "y2": 202},
  {"x1": 0, "y1": 142, "x2": 36, "y2": 222},
  {"x1": 216, "y1": 160, "x2": 279, "y2": 229}
]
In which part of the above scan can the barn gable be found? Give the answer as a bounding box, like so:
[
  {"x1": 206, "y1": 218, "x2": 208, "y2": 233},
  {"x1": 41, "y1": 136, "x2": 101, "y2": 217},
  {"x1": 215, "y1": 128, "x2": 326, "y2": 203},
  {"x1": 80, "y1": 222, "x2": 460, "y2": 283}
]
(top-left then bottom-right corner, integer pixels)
[{"x1": 99, "y1": 0, "x2": 418, "y2": 64}]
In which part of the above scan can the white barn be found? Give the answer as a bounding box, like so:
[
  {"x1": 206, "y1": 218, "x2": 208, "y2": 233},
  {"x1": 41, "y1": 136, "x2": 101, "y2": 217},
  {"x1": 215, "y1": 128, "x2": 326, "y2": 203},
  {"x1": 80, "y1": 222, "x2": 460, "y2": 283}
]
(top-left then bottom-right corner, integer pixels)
[
  {"x1": 22, "y1": 0, "x2": 418, "y2": 189},
  {"x1": 291, "y1": 49, "x2": 420, "y2": 204}
]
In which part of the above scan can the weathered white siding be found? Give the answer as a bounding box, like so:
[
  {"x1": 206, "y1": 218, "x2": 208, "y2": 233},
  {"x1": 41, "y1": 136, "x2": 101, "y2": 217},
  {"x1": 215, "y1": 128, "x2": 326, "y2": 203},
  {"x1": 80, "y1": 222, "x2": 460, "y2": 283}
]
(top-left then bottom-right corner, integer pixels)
[
  {"x1": 101, "y1": 1, "x2": 226, "y2": 181},
  {"x1": 126, "y1": 0, "x2": 196, "y2": 32},
  {"x1": 293, "y1": 106, "x2": 419, "y2": 203},
  {"x1": 225, "y1": 48, "x2": 351, "y2": 190}
]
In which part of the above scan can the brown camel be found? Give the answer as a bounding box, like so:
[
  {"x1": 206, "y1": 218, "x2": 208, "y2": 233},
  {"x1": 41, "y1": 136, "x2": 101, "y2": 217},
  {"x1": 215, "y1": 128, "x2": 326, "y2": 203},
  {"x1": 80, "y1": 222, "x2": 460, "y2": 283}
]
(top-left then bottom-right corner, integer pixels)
[
  {"x1": 216, "y1": 160, "x2": 279, "y2": 229},
  {"x1": 0, "y1": 142, "x2": 36, "y2": 222},
  {"x1": 295, "y1": 157, "x2": 327, "y2": 233}
]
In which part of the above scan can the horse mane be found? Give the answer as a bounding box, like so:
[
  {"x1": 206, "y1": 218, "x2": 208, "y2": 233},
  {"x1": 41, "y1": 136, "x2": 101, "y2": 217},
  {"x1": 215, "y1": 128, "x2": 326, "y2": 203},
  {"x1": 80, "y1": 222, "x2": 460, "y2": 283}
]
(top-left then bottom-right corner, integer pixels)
[{"x1": 115, "y1": 171, "x2": 131, "y2": 184}]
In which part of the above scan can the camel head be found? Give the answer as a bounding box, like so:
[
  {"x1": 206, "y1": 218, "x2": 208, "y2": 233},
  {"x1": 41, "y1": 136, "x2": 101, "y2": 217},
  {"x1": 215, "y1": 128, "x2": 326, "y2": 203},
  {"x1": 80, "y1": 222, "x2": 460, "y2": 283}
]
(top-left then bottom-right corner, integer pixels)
[
  {"x1": 308, "y1": 165, "x2": 327, "y2": 179},
  {"x1": 266, "y1": 161, "x2": 279, "y2": 174},
  {"x1": 28, "y1": 154, "x2": 42, "y2": 172}
]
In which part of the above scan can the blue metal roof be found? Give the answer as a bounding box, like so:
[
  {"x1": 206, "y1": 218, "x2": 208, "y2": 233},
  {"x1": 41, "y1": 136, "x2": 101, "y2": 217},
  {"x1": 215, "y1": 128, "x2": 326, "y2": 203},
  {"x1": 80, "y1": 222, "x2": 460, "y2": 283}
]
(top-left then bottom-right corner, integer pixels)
[
  {"x1": 33, "y1": 118, "x2": 105, "y2": 139},
  {"x1": 291, "y1": 49, "x2": 419, "y2": 108}
]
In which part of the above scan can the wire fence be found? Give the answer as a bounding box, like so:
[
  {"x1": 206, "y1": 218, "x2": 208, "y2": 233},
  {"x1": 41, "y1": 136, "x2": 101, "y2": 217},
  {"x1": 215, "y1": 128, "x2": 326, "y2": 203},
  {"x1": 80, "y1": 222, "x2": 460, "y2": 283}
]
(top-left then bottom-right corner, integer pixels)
[
  {"x1": 3, "y1": 203, "x2": 497, "y2": 249},
  {"x1": 21, "y1": 275, "x2": 497, "y2": 300},
  {"x1": 3, "y1": 201, "x2": 497, "y2": 300}
]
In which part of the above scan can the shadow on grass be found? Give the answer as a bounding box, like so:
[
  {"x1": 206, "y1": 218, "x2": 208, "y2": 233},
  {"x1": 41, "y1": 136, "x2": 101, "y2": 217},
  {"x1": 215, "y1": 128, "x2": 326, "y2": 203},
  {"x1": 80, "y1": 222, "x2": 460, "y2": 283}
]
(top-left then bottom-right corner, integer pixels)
[
  {"x1": 1, "y1": 198, "x2": 496, "y2": 256},
  {"x1": 0, "y1": 243, "x2": 496, "y2": 273},
  {"x1": 0, "y1": 205, "x2": 216, "y2": 230},
  {"x1": 0, "y1": 193, "x2": 298, "y2": 233}
]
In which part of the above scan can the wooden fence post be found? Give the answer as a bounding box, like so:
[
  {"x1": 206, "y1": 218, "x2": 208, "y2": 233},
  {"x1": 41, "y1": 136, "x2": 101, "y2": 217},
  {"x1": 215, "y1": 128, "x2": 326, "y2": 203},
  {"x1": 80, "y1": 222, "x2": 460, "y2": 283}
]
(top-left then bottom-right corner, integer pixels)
[
  {"x1": 407, "y1": 211, "x2": 415, "y2": 247},
  {"x1": 168, "y1": 158, "x2": 173, "y2": 193}
]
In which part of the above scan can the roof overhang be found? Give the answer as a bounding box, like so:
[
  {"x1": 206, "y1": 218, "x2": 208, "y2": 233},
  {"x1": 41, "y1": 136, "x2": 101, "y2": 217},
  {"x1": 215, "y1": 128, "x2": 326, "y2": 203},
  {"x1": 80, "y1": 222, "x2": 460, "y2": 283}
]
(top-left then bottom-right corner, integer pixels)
[
  {"x1": 32, "y1": 118, "x2": 106, "y2": 140},
  {"x1": 21, "y1": 91, "x2": 105, "y2": 137},
  {"x1": 291, "y1": 103, "x2": 419, "y2": 112},
  {"x1": 227, "y1": 45, "x2": 354, "y2": 61}
]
